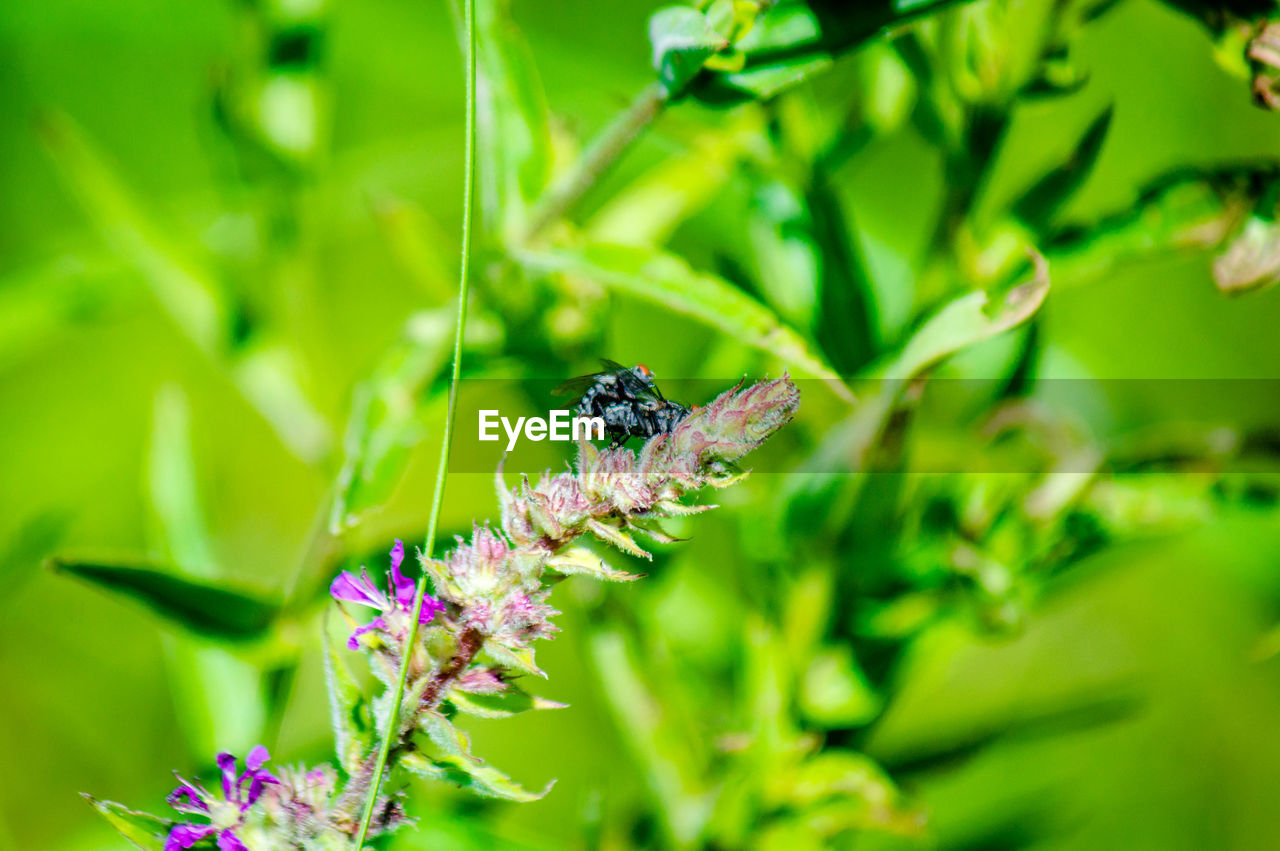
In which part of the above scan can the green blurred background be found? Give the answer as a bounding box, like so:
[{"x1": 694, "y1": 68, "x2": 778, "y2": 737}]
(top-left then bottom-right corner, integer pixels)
[{"x1": 6, "y1": 0, "x2": 1280, "y2": 848}]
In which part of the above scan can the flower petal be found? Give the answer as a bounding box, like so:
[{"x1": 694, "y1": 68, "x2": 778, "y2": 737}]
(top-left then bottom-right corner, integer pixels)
[
  {"x1": 217, "y1": 830, "x2": 251, "y2": 851},
  {"x1": 244, "y1": 745, "x2": 270, "y2": 772},
  {"x1": 418, "y1": 595, "x2": 445, "y2": 626},
  {"x1": 166, "y1": 782, "x2": 209, "y2": 815},
  {"x1": 165, "y1": 823, "x2": 215, "y2": 851},
  {"x1": 347, "y1": 616, "x2": 387, "y2": 649},
  {"x1": 330, "y1": 568, "x2": 389, "y2": 610},
  {"x1": 215, "y1": 753, "x2": 237, "y2": 799},
  {"x1": 390, "y1": 543, "x2": 417, "y2": 608},
  {"x1": 245, "y1": 771, "x2": 280, "y2": 808}
]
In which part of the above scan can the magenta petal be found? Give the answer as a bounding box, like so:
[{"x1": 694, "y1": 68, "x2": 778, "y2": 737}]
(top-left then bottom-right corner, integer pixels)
[
  {"x1": 389, "y1": 539, "x2": 405, "y2": 572},
  {"x1": 330, "y1": 568, "x2": 389, "y2": 610},
  {"x1": 165, "y1": 824, "x2": 216, "y2": 851},
  {"x1": 347, "y1": 617, "x2": 387, "y2": 649},
  {"x1": 244, "y1": 745, "x2": 269, "y2": 772},
  {"x1": 215, "y1": 753, "x2": 237, "y2": 799},
  {"x1": 418, "y1": 595, "x2": 444, "y2": 626},
  {"x1": 166, "y1": 780, "x2": 209, "y2": 815},
  {"x1": 390, "y1": 551, "x2": 416, "y2": 609},
  {"x1": 245, "y1": 772, "x2": 278, "y2": 808},
  {"x1": 217, "y1": 830, "x2": 250, "y2": 851}
]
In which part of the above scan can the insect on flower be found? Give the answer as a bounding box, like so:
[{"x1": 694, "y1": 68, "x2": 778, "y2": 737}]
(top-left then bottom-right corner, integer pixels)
[{"x1": 553, "y1": 359, "x2": 691, "y2": 446}]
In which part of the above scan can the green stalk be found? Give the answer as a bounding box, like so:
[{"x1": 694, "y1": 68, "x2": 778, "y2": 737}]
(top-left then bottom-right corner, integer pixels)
[
  {"x1": 351, "y1": 0, "x2": 477, "y2": 842},
  {"x1": 523, "y1": 83, "x2": 667, "y2": 242}
]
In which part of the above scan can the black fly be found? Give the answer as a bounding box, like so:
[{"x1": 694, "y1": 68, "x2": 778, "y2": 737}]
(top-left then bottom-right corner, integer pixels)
[{"x1": 553, "y1": 359, "x2": 691, "y2": 446}]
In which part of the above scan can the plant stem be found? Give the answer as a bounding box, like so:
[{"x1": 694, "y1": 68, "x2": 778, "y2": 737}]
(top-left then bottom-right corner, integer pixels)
[
  {"x1": 351, "y1": 0, "x2": 477, "y2": 843},
  {"x1": 340, "y1": 627, "x2": 486, "y2": 829},
  {"x1": 523, "y1": 83, "x2": 667, "y2": 242}
]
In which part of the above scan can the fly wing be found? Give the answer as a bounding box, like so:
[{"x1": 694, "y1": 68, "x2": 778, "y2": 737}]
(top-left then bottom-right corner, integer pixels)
[{"x1": 552, "y1": 373, "x2": 601, "y2": 396}]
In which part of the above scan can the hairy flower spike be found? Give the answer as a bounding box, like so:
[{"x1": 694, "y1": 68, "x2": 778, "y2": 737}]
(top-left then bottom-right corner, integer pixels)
[
  {"x1": 428, "y1": 377, "x2": 800, "y2": 646},
  {"x1": 92, "y1": 379, "x2": 798, "y2": 848}
]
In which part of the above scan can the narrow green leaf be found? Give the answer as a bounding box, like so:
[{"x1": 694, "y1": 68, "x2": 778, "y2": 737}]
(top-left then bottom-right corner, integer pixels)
[
  {"x1": 649, "y1": 7, "x2": 729, "y2": 97},
  {"x1": 401, "y1": 753, "x2": 553, "y2": 802},
  {"x1": 871, "y1": 255, "x2": 1049, "y2": 380},
  {"x1": 82, "y1": 796, "x2": 173, "y2": 850},
  {"x1": 448, "y1": 684, "x2": 567, "y2": 719},
  {"x1": 37, "y1": 111, "x2": 227, "y2": 355},
  {"x1": 1045, "y1": 161, "x2": 1278, "y2": 286},
  {"x1": 230, "y1": 342, "x2": 333, "y2": 463},
  {"x1": 147, "y1": 386, "x2": 215, "y2": 575},
  {"x1": 480, "y1": 640, "x2": 546, "y2": 678},
  {"x1": 38, "y1": 112, "x2": 332, "y2": 462},
  {"x1": 473, "y1": 0, "x2": 554, "y2": 236},
  {"x1": 789, "y1": 259, "x2": 1049, "y2": 516},
  {"x1": 324, "y1": 623, "x2": 372, "y2": 774},
  {"x1": 587, "y1": 111, "x2": 763, "y2": 247},
  {"x1": 329, "y1": 310, "x2": 453, "y2": 532},
  {"x1": 589, "y1": 628, "x2": 712, "y2": 845},
  {"x1": 0, "y1": 511, "x2": 69, "y2": 587},
  {"x1": 520, "y1": 243, "x2": 854, "y2": 399},
  {"x1": 163, "y1": 638, "x2": 267, "y2": 762},
  {"x1": 419, "y1": 710, "x2": 475, "y2": 760},
  {"x1": 147, "y1": 386, "x2": 265, "y2": 756},
  {"x1": 50, "y1": 557, "x2": 279, "y2": 641},
  {"x1": 547, "y1": 545, "x2": 641, "y2": 582},
  {"x1": 1013, "y1": 106, "x2": 1114, "y2": 233}
]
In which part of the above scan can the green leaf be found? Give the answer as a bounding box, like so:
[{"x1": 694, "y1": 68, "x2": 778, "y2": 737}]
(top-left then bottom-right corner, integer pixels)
[
  {"x1": 587, "y1": 111, "x2": 763, "y2": 247},
  {"x1": 37, "y1": 111, "x2": 227, "y2": 355},
  {"x1": 147, "y1": 385, "x2": 215, "y2": 576},
  {"x1": 324, "y1": 623, "x2": 372, "y2": 774},
  {"x1": 519, "y1": 243, "x2": 854, "y2": 400},
  {"x1": 0, "y1": 511, "x2": 68, "y2": 587},
  {"x1": 1013, "y1": 106, "x2": 1114, "y2": 233},
  {"x1": 649, "y1": 7, "x2": 729, "y2": 97},
  {"x1": 146, "y1": 386, "x2": 266, "y2": 755},
  {"x1": 800, "y1": 646, "x2": 882, "y2": 727},
  {"x1": 82, "y1": 796, "x2": 173, "y2": 850},
  {"x1": 50, "y1": 557, "x2": 280, "y2": 641},
  {"x1": 547, "y1": 545, "x2": 642, "y2": 582},
  {"x1": 870, "y1": 255, "x2": 1049, "y2": 381},
  {"x1": 419, "y1": 710, "x2": 475, "y2": 760},
  {"x1": 163, "y1": 638, "x2": 267, "y2": 763},
  {"x1": 474, "y1": 0, "x2": 554, "y2": 236},
  {"x1": 1045, "y1": 161, "x2": 1279, "y2": 287},
  {"x1": 787, "y1": 258, "x2": 1049, "y2": 521},
  {"x1": 329, "y1": 310, "x2": 453, "y2": 532},
  {"x1": 400, "y1": 752, "x2": 553, "y2": 802},
  {"x1": 480, "y1": 641, "x2": 546, "y2": 678},
  {"x1": 588, "y1": 628, "x2": 712, "y2": 845},
  {"x1": 688, "y1": 0, "x2": 969, "y2": 105},
  {"x1": 448, "y1": 684, "x2": 567, "y2": 719},
  {"x1": 37, "y1": 112, "x2": 332, "y2": 462},
  {"x1": 764, "y1": 752, "x2": 922, "y2": 836}
]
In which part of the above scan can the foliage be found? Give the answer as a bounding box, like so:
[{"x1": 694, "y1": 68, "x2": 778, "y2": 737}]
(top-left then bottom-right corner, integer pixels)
[{"x1": 5, "y1": 0, "x2": 1280, "y2": 848}]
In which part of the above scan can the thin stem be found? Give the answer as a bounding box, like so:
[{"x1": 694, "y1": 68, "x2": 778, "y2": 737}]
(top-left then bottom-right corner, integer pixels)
[
  {"x1": 523, "y1": 83, "x2": 667, "y2": 242},
  {"x1": 351, "y1": 0, "x2": 477, "y2": 843}
]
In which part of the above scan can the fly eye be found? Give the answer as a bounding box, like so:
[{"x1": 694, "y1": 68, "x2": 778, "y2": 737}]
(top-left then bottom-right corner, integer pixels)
[{"x1": 635, "y1": 363, "x2": 653, "y2": 379}]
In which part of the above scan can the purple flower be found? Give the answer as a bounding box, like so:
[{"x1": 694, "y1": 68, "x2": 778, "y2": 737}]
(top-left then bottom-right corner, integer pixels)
[
  {"x1": 165, "y1": 746, "x2": 278, "y2": 851},
  {"x1": 330, "y1": 539, "x2": 445, "y2": 649}
]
